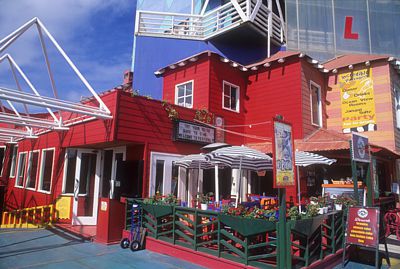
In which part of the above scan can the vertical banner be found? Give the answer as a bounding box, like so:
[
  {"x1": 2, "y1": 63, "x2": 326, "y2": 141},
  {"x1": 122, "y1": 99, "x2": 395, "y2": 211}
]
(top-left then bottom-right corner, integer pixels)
[
  {"x1": 339, "y1": 68, "x2": 376, "y2": 133},
  {"x1": 273, "y1": 119, "x2": 296, "y2": 188},
  {"x1": 214, "y1": 116, "x2": 225, "y2": 143}
]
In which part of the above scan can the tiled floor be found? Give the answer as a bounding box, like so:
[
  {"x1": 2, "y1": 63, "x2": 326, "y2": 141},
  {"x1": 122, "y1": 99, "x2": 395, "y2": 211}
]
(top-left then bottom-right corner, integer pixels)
[{"x1": 0, "y1": 228, "x2": 205, "y2": 269}]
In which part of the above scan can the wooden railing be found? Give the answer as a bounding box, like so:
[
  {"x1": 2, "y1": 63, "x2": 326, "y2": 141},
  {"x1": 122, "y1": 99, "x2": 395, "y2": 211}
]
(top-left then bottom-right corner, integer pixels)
[{"x1": 1, "y1": 204, "x2": 54, "y2": 228}]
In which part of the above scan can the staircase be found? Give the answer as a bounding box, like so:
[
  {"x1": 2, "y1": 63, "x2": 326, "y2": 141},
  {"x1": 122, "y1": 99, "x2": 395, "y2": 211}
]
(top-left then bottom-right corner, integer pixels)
[
  {"x1": 1, "y1": 204, "x2": 54, "y2": 228},
  {"x1": 135, "y1": 0, "x2": 286, "y2": 49}
]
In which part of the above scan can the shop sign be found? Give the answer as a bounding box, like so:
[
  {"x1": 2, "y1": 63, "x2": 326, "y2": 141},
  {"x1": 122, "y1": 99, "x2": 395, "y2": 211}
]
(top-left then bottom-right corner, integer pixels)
[
  {"x1": 55, "y1": 196, "x2": 71, "y2": 219},
  {"x1": 351, "y1": 132, "x2": 370, "y2": 163},
  {"x1": 339, "y1": 68, "x2": 376, "y2": 133},
  {"x1": 346, "y1": 206, "x2": 379, "y2": 247},
  {"x1": 173, "y1": 120, "x2": 215, "y2": 144},
  {"x1": 273, "y1": 120, "x2": 295, "y2": 188},
  {"x1": 215, "y1": 116, "x2": 225, "y2": 143}
]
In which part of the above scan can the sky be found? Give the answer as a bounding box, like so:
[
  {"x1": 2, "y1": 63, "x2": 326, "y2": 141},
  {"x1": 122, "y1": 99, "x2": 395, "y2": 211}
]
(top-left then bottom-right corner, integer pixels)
[{"x1": 0, "y1": 0, "x2": 136, "y2": 106}]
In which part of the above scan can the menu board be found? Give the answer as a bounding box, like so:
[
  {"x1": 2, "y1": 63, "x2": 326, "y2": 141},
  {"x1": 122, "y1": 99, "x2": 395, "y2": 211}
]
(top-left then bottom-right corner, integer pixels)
[{"x1": 346, "y1": 206, "x2": 379, "y2": 247}]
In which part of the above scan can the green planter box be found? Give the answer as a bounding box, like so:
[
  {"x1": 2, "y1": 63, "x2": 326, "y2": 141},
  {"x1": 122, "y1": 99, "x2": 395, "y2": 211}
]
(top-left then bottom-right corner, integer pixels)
[
  {"x1": 142, "y1": 204, "x2": 174, "y2": 218},
  {"x1": 219, "y1": 214, "x2": 276, "y2": 236},
  {"x1": 288, "y1": 215, "x2": 325, "y2": 237}
]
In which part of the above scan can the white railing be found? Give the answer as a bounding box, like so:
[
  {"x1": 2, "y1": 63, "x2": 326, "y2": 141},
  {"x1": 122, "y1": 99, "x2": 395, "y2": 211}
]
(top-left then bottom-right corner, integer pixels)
[{"x1": 135, "y1": 0, "x2": 285, "y2": 44}]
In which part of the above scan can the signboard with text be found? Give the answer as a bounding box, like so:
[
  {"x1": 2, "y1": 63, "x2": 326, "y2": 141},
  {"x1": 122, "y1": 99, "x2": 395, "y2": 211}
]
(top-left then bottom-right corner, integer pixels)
[
  {"x1": 351, "y1": 132, "x2": 370, "y2": 163},
  {"x1": 173, "y1": 120, "x2": 215, "y2": 144},
  {"x1": 273, "y1": 119, "x2": 295, "y2": 188},
  {"x1": 346, "y1": 206, "x2": 379, "y2": 248},
  {"x1": 339, "y1": 68, "x2": 376, "y2": 133}
]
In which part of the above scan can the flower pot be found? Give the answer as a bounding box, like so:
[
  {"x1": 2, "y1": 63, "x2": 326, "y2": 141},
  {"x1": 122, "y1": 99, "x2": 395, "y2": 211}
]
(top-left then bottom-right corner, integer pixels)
[
  {"x1": 311, "y1": 201, "x2": 318, "y2": 205},
  {"x1": 335, "y1": 204, "x2": 343, "y2": 211},
  {"x1": 318, "y1": 208, "x2": 324, "y2": 215},
  {"x1": 323, "y1": 207, "x2": 328, "y2": 214},
  {"x1": 200, "y1": 203, "x2": 208, "y2": 210}
]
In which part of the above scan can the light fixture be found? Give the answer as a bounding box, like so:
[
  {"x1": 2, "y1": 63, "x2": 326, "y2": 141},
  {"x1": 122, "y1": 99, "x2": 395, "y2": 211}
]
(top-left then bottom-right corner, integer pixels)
[
  {"x1": 241, "y1": 67, "x2": 248, "y2": 71},
  {"x1": 299, "y1": 53, "x2": 305, "y2": 58},
  {"x1": 388, "y1": 57, "x2": 395, "y2": 62},
  {"x1": 332, "y1": 69, "x2": 338, "y2": 73},
  {"x1": 231, "y1": 62, "x2": 238, "y2": 67},
  {"x1": 169, "y1": 64, "x2": 176, "y2": 69},
  {"x1": 178, "y1": 61, "x2": 186, "y2": 67},
  {"x1": 189, "y1": 57, "x2": 198, "y2": 62},
  {"x1": 317, "y1": 64, "x2": 324, "y2": 69},
  {"x1": 220, "y1": 57, "x2": 230, "y2": 63},
  {"x1": 263, "y1": 62, "x2": 271, "y2": 67},
  {"x1": 154, "y1": 69, "x2": 165, "y2": 75},
  {"x1": 278, "y1": 58, "x2": 285, "y2": 63},
  {"x1": 365, "y1": 61, "x2": 370, "y2": 66},
  {"x1": 348, "y1": 65, "x2": 353, "y2": 70},
  {"x1": 322, "y1": 69, "x2": 329, "y2": 73},
  {"x1": 308, "y1": 59, "x2": 318, "y2": 64},
  {"x1": 250, "y1": 66, "x2": 258, "y2": 71}
]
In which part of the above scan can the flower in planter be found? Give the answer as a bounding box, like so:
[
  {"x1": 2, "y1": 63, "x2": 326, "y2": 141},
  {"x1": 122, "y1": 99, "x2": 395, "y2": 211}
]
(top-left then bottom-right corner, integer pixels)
[
  {"x1": 305, "y1": 204, "x2": 320, "y2": 218},
  {"x1": 288, "y1": 206, "x2": 300, "y2": 220}
]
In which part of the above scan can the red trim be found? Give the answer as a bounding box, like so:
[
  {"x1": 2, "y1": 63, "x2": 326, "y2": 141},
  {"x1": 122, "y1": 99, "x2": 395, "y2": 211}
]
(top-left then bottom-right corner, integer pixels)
[{"x1": 145, "y1": 236, "x2": 257, "y2": 269}]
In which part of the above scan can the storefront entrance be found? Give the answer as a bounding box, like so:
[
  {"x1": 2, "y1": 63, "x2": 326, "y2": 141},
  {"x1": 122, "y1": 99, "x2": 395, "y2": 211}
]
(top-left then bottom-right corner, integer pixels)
[{"x1": 72, "y1": 150, "x2": 101, "y2": 225}]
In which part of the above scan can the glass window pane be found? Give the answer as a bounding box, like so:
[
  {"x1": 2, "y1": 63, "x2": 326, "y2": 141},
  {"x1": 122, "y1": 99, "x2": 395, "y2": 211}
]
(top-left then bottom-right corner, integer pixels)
[
  {"x1": 65, "y1": 149, "x2": 77, "y2": 194},
  {"x1": 171, "y1": 164, "x2": 179, "y2": 196},
  {"x1": 178, "y1": 86, "x2": 185, "y2": 97},
  {"x1": 9, "y1": 146, "x2": 18, "y2": 177},
  {"x1": 155, "y1": 160, "x2": 165, "y2": 195},
  {"x1": 311, "y1": 84, "x2": 320, "y2": 125},
  {"x1": 185, "y1": 96, "x2": 192, "y2": 105},
  {"x1": 40, "y1": 150, "x2": 54, "y2": 192},
  {"x1": 26, "y1": 152, "x2": 39, "y2": 189},
  {"x1": 16, "y1": 153, "x2": 26, "y2": 187},
  {"x1": 224, "y1": 96, "x2": 230, "y2": 109},
  {"x1": 224, "y1": 84, "x2": 230, "y2": 95}
]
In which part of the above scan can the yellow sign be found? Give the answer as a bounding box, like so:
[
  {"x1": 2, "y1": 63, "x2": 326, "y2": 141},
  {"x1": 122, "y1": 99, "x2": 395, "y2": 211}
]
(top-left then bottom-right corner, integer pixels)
[
  {"x1": 55, "y1": 196, "x2": 71, "y2": 219},
  {"x1": 339, "y1": 68, "x2": 376, "y2": 132}
]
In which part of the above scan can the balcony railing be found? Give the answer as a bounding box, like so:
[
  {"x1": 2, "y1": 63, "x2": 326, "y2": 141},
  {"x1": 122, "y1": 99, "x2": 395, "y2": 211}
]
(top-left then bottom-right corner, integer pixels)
[{"x1": 135, "y1": 0, "x2": 286, "y2": 47}]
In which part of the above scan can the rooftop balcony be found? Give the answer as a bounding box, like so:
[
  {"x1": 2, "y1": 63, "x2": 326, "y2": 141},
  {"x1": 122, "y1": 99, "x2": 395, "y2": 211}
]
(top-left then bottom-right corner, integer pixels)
[{"x1": 135, "y1": 0, "x2": 286, "y2": 57}]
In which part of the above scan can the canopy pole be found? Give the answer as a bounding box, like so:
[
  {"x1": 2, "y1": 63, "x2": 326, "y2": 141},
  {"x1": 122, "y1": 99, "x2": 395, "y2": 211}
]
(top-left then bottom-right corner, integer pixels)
[
  {"x1": 235, "y1": 157, "x2": 243, "y2": 207},
  {"x1": 297, "y1": 166, "x2": 301, "y2": 212},
  {"x1": 215, "y1": 165, "x2": 219, "y2": 202}
]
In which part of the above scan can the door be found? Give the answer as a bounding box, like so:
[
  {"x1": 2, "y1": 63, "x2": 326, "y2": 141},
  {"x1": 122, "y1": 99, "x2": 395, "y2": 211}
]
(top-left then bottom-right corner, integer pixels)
[{"x1": 72, "y1": 149, "x2": 101, "y2": 225}]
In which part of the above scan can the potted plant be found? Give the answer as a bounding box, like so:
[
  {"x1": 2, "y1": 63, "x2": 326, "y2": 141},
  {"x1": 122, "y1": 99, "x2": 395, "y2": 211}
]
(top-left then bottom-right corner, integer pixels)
[
  {"x1": 198, "y1": 192, "x2": 213, "y2": 210},
  {"x1": 288, "y1": 206, "x2": 300, "y2": 220},
  {"x1": 310, "y1": 196, "x2": 318, "y2": 205},
  {"x1": 334, "y1": 195, "x2": 345, "y2": 210}
]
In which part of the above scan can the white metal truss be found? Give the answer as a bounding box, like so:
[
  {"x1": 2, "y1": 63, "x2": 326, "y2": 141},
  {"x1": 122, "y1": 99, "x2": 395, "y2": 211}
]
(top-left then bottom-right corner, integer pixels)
[
  {"x1": 135, "y1": 0, "x2": 286, "y2": 55},
  {"x1": 0, "y1": 17, "x2": 112, "y2": 143}
]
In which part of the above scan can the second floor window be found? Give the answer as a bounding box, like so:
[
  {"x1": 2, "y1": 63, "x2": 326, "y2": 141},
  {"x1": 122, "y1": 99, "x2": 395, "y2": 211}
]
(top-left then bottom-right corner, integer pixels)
[
  {"x1": 175, "y1": 81, "x2": 193, "y2": 108},
  {"x1": 395, "y1": 85, "x2": 400, "y2": 129},
  {"x1": 310, "y1": 81, "x2": 322, "y2": 127},
  {"x1": 223, "y1": 81, "x2": 239, "y2": 112}
]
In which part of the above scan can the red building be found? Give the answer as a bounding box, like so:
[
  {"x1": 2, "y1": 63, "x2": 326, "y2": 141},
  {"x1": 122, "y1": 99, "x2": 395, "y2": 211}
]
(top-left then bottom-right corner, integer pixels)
[{"x1": 1, "y1": 50, "x2": 399, "y2": 243}]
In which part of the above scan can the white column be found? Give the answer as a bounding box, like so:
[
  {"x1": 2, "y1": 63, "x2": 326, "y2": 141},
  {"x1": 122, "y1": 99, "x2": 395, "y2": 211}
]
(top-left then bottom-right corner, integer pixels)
[
  {"x1": 177, "y1": 167, "x2": 187, "y2": 203},
  {"x1": 215, "y1": 165, "x2": 219, "y2": 202},
  {"x1": 198, "y1": 169, "x2": 204, "y2": 194}
]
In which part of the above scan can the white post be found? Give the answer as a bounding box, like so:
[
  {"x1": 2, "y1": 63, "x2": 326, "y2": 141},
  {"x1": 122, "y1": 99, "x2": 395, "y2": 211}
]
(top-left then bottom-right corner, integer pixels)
[
  {"x1": 235, "y1": 157, "x2": 243, "y2": 207},
  {"x1": 215, "y1": 165, "x2": 219, "y2": 202},
  {"x1": 297, "y1": 165, "x2": 301, "y2": 212},
  {"x1": 177, "y1": 167, "x2": 187, "y2": 203}
]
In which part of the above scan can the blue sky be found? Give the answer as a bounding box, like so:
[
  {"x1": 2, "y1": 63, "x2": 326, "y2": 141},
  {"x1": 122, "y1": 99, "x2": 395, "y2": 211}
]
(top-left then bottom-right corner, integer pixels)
[{"x1": 0, "y1": 0, "x2": 136, "y2": 105}]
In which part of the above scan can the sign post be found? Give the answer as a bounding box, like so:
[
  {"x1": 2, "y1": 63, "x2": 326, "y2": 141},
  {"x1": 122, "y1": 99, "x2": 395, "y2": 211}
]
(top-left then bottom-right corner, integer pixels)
[
  {"x1": 342, "y1": 206, "x2": 390, "y2": 268},
  {"x1": 272, "y1": 117, "x2": 296, "y2": 268},
  {"x1": 350, "y1": 132, "x2": 371, "y2": 206}
]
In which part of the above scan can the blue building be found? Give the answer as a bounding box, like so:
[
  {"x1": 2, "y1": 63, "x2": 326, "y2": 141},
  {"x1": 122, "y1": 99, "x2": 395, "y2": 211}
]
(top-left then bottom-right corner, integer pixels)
[{"x1": 132, "y1": 0, "x2": 400, "y2": 99}]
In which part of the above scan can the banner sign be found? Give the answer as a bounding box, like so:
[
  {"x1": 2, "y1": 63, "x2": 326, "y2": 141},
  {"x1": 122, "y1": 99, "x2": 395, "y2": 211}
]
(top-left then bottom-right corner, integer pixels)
[
  {"x1": 339, "y1": 68, "x2": 376, "y2": 133},
  {"x1": 214, "y1": 116, "x2": 225, "y2": 143},
  {"x1": 173, "y1": 120, "x2": 215, "y2": 144},
  {"x1": 273, "y1": 120, "x2": 295, "y2": 188},
  {"x1": 346, "y1": 206, "x2": 379, "y2": 247},
  {"x1": 351, "y1": 132, "x2": 370, "y2": 163}
]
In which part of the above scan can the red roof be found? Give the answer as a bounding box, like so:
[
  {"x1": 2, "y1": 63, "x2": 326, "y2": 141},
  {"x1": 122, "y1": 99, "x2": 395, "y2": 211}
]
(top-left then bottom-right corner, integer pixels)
[
  {"x1": 323, "y1": 54, "x2": 390, "y2": 71},
  {"x1": 245, "y1": 50, "x2": 301, "y2": 68}
]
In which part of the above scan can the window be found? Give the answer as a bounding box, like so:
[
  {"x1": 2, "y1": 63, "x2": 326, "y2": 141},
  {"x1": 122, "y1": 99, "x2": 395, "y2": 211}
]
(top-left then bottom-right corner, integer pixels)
[
  {"x1": 395, "y1": 85, "x2": 400, "y2": 129},
  {"x1": 63, "y1": 149, "x2": 77, "y2": 194},
  {"x1": 150, "y1": 152, "x2": 182, "y2": 196},
  {"x1": 0, "y1": 147, "x2": 5, "y2": 176},
  {"x1": 38, "y1": 149, "x2": 54, "y2": 192},
  {"x1": 155, "y1": 160, "x2": 165, "y2": 194},
  {"x1": 310, "y1": 81, "x2": 322, "y2": 127},
  {"x1": 223, "y1": 81, "x2": 240, "y2": 112},
  {"x1": 15, "y1": 152, "x2": 27, "y2": 187},
  {"x1": 9, "y1": 146, "x2": 18, "y2": 177},
  {"x1": 175, "y1": 81, "x2": 193, "y2": 108},
  {"x1": 26, "y1": 151, "x2": 40, "y2": 189}
]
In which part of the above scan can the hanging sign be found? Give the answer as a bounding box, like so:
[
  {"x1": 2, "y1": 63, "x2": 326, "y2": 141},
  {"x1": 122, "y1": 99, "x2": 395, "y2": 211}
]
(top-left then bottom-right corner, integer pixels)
[
  {"x1": 346, "y1": 206, "x2": 379, "y2": 247},
  {"x1": 173, "y1": 120, "x2": 215, "y2": 144},
  {"x1": 339, "y1": 68, "x2": 376, "y2": 133},
  {"x1": 351, "y1": 132, "x2": 370, "y2": 163},
  {"x1": 273, "y1": 119, "x2": 296, "y2": 188},
  {"x1": 215, "y1": 116, "x2": 225, "y2": 143}
]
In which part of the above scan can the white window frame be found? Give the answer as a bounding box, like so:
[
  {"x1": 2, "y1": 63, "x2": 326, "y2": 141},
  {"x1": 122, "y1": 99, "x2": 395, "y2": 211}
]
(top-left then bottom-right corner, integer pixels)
[
  {"x1": 175, "y1": 80, "x2": 194, "y2": 108},
  {"x1": 15, "y1": 151, "x2": 27, "y2": 188},
  {"x1": 25, "y1": 150, "x2": 40, "y2": 191},
  {"x1": 9, "y1": 145, "x2": 18, "y2": 178},
  {"x1": 394, "y1": 84, "x2": 400, "y2": 129},
  {"x1": 0, "y1": 146, "x2": 6, "y2": 177},
  {"x1": 62, "y1": 149, "x2": 76, "y2": 195},
  {"x1": 310, "y1": 80, "x2": 322, "y2": 127},
  {"x1": 149, "y1": 152, "x2": 183, "y2": 196},
  {"x1": 222, "y1": 80, "x2": 240, "y2": 113},
  {"x1": 38, "y1": 148, "x2": 55, "y2": 194}
]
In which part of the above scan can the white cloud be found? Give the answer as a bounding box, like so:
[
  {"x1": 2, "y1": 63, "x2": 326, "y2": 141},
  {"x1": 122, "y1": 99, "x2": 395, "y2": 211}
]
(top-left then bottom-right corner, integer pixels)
[{"x1": 0, "y1": 0, "x2": 133, "y2": 102}]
